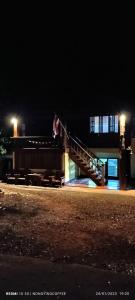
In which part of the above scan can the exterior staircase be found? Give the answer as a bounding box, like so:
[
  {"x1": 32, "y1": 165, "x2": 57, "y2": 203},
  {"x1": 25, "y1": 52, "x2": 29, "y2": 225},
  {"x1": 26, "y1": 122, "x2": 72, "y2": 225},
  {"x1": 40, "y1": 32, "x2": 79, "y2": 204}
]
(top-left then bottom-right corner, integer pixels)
[{"x1": 67, "y1": 135, "x2": 105, "y2": 186}]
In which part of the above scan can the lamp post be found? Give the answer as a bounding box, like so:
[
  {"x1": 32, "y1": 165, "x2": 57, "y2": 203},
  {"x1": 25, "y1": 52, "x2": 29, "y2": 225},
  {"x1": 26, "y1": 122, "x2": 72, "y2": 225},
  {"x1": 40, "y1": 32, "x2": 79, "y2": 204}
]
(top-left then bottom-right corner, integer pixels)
[
  {"x1": 10, "y1": 117, "x2": 19, "y2": 170},
  {"x1": 11, "y1": 117, "x2": 18, "y2": 137},
  {"x1": 119, "y1": 113, "x2": 127, "y2": 189},
  {"x1": 120, "y1": 114, "x2": 126, "y2": 148}
]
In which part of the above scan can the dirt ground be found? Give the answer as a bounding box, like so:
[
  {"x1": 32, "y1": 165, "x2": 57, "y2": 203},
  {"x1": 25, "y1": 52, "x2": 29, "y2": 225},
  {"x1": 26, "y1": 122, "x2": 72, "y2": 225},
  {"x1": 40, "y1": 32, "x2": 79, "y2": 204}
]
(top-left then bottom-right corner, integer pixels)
[{"x1": 1, "y1": 183, "x2": 135, "y2": 277}]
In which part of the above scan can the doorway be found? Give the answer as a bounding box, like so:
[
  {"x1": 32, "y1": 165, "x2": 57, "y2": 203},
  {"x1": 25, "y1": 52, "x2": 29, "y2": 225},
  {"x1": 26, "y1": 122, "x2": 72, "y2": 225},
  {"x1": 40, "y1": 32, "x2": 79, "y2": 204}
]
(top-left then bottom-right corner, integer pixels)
[
  {"x1": 101, "y1": 158, "x2": 118, "y2": 178},
  {"x1": 108, "y1": 158, "x2": 118, "y2": 177}
]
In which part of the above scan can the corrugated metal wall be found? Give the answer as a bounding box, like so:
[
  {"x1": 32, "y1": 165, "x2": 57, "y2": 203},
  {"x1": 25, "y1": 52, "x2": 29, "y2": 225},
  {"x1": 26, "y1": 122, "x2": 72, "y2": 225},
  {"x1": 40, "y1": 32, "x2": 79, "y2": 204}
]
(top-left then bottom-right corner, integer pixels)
[{"x1": 15, "y1": 149, "x2": 63, "y2": 170}]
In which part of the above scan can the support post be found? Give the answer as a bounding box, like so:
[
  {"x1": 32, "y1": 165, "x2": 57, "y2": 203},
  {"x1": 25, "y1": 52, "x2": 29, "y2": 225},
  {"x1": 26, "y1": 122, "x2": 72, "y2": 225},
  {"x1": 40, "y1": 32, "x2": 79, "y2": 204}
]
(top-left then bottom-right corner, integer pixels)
[
  {"x1": 119, "y1": 114, "x2": 127, "y2": 190},
  {"x1": 119, "y1": 149, "x2": 127, "y2": 190},
  {"x1": 62, "y1": 124, "x2": 69, "y2": 182},
  {"x1": 12, "y1": 152, "x2": 15, "y2": 170},
  {"x1": 63, "y1": 150, "x2": 69, "y2": 182}
]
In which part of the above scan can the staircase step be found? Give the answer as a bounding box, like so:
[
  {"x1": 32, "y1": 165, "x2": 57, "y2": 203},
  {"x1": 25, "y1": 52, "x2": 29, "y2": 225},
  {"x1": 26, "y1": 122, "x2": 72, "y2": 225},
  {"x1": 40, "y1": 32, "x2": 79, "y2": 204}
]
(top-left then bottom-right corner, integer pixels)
[
  {"x1": 72, "y1": 157, "x2": 87, "y2": 166},
  {"x1": 96, "y1": 176, "x2": 102, "y2": 180},
  {"x1": 75, "y1": 159, "x2": 86, "y2": 164},
  {"x1": 90, "y1": 173, "x2": 97, "y2": 177},
  {"x1": 77, "y1": 159, "x2": 84, "y2": 162},
  {"x1": 71, "y1": 155, "x2": 81, "y2": 160},
  {"x1": 87, "y1": 169, "x2": 95, "y2": 173}
]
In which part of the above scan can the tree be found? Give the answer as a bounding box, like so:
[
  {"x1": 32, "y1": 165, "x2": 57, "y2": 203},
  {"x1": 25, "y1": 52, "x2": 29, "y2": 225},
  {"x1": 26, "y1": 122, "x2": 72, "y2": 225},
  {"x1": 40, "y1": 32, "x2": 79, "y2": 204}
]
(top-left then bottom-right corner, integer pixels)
[{"x1": 0, "y1": 138, "x2": 7, "y2": 156}]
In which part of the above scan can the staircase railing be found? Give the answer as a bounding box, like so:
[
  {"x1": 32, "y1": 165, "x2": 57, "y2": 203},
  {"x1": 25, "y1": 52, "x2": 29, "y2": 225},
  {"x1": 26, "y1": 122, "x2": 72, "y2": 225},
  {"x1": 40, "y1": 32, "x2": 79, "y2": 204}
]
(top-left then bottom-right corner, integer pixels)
[
  {"x1": 68, "y1": 135, "x2": 105, "y2": 178},
  {"x1": 59, "y1": 119, "x2": 105, "y2": 182},
  {"x1": 75, "y1": 135, "x2": 103, "y2": 164}
]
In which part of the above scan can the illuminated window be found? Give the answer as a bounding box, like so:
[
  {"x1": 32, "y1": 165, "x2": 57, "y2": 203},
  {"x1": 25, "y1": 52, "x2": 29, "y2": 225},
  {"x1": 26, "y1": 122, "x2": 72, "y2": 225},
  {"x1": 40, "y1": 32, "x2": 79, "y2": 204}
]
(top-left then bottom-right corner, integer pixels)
[
  {"x1": 110, "y1": 115, "x2": 115, "y2": 132},
  {"x1": 90, "y1": 115, "x2": 118, "y2": 133},
  {"x1": 115, "y1": 115, "x2": 118, "y2": 132},
  {"x1": 95, "y1": 116, "x2": 99, "y2": 133},
  {"x1": 103, "y1": 116, "x2": 108, "y2": 133}
]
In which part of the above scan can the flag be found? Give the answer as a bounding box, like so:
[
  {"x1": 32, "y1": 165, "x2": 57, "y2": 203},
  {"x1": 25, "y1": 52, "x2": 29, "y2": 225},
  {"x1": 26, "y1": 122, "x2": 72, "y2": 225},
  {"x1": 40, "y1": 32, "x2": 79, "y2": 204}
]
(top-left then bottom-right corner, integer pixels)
[
  {"x1": 60, "y1": 121, "x2": 63, "y2": 137},
  {"x1": 53, "y1": 114, "x2": 60, "y2": 138}
]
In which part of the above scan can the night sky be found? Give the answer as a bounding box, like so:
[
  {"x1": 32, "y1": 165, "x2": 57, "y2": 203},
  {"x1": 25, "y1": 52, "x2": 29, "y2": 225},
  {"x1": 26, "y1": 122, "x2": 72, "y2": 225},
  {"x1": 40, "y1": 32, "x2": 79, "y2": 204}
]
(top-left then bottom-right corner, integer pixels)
[{"x1": 0, "y1": 17, "x2": 135, "y2": 135}]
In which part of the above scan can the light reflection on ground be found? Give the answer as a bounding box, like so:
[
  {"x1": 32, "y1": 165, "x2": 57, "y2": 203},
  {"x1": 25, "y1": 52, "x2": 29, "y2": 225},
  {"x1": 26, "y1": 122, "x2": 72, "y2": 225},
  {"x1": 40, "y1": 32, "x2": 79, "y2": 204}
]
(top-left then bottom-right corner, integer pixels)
[{"x1": 66, "y1": 178, "x2": 120, "y2": 190}]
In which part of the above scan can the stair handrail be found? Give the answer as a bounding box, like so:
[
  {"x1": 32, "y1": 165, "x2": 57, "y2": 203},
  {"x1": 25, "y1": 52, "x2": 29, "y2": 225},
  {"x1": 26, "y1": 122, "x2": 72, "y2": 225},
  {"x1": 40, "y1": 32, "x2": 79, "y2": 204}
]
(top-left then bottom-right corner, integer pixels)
[
  {"x1": 58, "y1": 117, "x2": 104, "y2": 169},
  {"x1": 68, "y1": 135, "x2": 104, "y2": 170},
  {"x1": 74, "y1": 136, "x2": 104, "y2": 164},
  {"x1": 69, "y1": 135, "x2": 93, "y2": 159}
]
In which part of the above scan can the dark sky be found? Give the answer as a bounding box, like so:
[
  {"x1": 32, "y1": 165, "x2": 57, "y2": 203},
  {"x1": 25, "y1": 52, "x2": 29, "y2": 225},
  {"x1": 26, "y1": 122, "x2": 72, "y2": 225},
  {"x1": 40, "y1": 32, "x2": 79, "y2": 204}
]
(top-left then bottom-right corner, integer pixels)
[{"x1": 0, "y1": 14, "x2": 135, "y2": 134}]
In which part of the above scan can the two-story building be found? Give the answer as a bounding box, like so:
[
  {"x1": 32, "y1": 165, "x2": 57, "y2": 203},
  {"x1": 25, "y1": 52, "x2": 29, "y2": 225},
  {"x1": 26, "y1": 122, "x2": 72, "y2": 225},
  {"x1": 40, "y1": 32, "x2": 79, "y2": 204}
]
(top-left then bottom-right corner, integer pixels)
[{"x1": 1, "y1": 110, "x2": 135, "y2": 189}]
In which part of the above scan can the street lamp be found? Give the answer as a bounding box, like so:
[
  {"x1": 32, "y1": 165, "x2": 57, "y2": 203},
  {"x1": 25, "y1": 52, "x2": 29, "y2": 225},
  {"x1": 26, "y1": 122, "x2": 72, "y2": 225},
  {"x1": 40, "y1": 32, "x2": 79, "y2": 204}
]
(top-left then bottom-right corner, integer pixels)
[
  {"x1": 119, "y1": 113, "x2": 127, "y2": 189},
  {"x1": 120, "y1": 114, "x2": 126, "y2": 125},
  {"x1": 11, "y1": 117, "x2": 18, "y2": 137},
  {"x1": 120, "y1": 113, "x2": 126, "y2": 149}
]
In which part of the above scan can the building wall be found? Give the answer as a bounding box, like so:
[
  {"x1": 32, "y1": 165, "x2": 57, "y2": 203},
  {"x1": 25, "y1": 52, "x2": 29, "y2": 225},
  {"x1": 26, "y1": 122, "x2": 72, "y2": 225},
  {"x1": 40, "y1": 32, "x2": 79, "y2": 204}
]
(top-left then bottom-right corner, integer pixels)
[
  {"x1": 87, "y1": 134, "x2": 120, "y2": 148},
  {"x1": 69, "y1": 158, "x2": 79, "y2": 180},
  {"x1": 89, "y1": 148, "x2": 120, "y2": 159},
  {"x1": 131, "y1": 138, "x2": 135, "y2": 178},
  {"x1": 14, "y1": 148, "x2": 63, "y2": 171},
  {"x1": 62, "y1": 150, "x2": 79, "y2": 182},
  {"x1": 13, "y1": 147, "x2": 79, "y2": 181}
]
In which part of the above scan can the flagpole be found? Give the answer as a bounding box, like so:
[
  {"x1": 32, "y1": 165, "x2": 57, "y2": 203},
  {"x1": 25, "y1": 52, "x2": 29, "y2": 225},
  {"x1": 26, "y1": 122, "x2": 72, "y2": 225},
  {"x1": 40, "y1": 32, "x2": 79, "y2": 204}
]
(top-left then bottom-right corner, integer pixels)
[
  {"x1": 53, "y1": 113, "x2": 69, "y2": 148},
  {"x1": 56, "y1": 115, "x2": 70, "y2": 182},
  {"x1": 59, "y1": 120, "x2": 69, "y2": 139}
]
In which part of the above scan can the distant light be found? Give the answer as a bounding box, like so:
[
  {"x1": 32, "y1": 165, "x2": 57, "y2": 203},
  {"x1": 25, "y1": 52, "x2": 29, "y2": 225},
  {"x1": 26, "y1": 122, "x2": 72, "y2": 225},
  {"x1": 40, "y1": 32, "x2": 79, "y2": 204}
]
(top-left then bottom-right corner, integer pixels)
[
  {"x1": 120, "y1": 113, "x2": 126, "y2": 136},
  {"x1": 120, "y1": 114, "x2": 126, "y2": 123},
  {"x1": 11, "y1": 117, "x2": 18, "y2": 125},
  {"x1": 11, "y1": 117, "x2": 19, "y2": 137}
]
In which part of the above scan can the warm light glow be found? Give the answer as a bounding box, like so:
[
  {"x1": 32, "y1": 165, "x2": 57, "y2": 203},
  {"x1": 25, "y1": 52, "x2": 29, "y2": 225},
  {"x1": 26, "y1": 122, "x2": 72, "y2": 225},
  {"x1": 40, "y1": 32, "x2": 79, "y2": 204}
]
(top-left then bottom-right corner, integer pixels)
[
  {"x1": 11, "y1": 117, "x2": 18, "y2": 137},
  {"x1": 120, "y1": 114, "x2": 126, "y2": 124},
  {"x1": 120, "y1": 113, "x2": 126, "y2": 136},
  {"x1": 11, "y1": 117, "x2": 18, "y2": 125}
]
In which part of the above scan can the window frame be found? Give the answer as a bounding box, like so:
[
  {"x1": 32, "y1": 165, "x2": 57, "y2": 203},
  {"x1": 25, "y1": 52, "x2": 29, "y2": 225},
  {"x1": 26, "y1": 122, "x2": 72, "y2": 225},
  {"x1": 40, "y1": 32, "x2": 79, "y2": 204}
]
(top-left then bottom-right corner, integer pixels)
[{"x1": 90, "y1": 115, "x2": 119, "y2": 134}]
